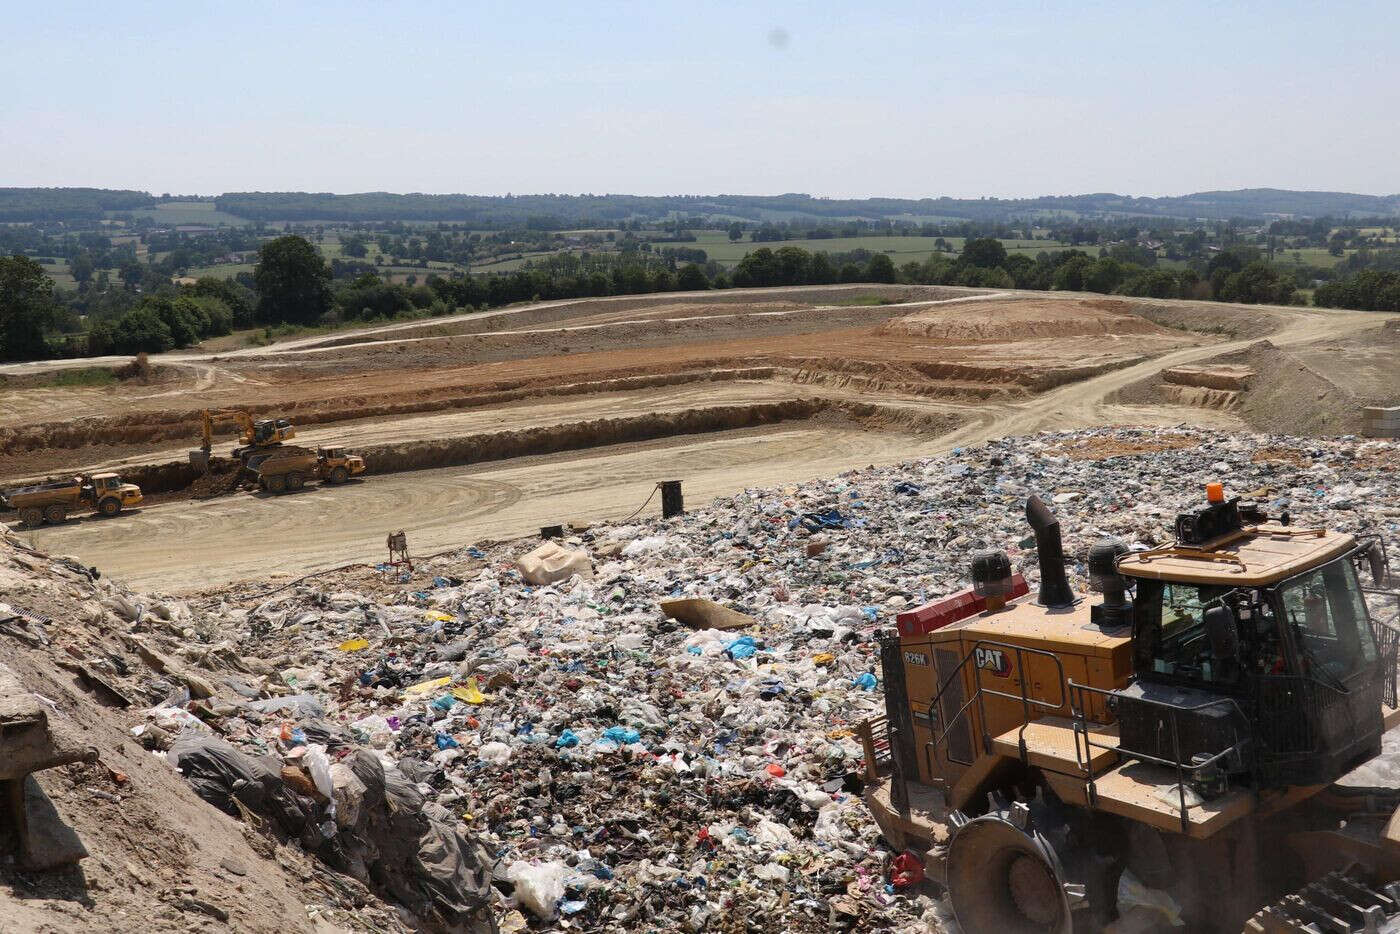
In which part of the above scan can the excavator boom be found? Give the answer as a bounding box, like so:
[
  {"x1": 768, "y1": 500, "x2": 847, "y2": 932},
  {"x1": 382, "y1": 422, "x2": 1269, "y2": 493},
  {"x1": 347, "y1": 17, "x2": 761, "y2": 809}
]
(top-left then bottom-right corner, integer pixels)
[{"x1": 190, "y1": 409, "x2": 292, "y2": 471}]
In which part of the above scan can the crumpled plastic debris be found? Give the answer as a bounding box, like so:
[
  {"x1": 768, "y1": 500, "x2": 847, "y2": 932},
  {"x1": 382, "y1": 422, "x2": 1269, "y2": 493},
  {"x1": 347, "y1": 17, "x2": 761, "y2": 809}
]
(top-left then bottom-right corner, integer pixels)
[
  {"x1": 506, "y1": 859, "x2": 570, "y2": 919},
  {"x1": 890, "y1": 850, "x2": 925, "y2": 889},
  {"x1": 95, "y1": 425, "x2": 1399, "y2": 934}
]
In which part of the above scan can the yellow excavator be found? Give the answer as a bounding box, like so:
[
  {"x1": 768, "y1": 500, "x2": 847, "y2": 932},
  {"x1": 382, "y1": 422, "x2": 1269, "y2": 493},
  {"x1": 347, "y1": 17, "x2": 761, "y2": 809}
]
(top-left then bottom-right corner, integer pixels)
[
  {"x1": 188, "y1": 409, "x2": 297, "y2": 473},
  {"x1": 865, "y1": 486, "x2": 1400, "y2": 932}
]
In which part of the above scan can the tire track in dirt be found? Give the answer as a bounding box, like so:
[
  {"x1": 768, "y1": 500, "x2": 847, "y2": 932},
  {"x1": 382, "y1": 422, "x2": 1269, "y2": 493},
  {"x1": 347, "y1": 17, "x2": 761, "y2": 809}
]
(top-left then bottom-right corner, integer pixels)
[
  {"x1": 8, "y1": 299, "x2": 1392, "y2": 592},
  {"x1": 20, "y1": 424, "x2": 933, "y2": 590}
]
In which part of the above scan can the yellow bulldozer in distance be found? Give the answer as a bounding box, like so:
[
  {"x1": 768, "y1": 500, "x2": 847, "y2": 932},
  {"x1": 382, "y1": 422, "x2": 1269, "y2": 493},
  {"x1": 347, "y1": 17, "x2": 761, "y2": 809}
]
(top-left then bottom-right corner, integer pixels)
[{"x1": 867, "y1": 486, "x2": 1400, "y2": 932}]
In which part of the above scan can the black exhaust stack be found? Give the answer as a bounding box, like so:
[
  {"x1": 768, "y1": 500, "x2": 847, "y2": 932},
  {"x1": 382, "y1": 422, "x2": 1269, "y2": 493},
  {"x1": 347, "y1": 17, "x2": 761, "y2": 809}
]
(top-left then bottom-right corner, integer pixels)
[{"x1": 1026, "y1": 496, "x2": 1075, "y2": 608}]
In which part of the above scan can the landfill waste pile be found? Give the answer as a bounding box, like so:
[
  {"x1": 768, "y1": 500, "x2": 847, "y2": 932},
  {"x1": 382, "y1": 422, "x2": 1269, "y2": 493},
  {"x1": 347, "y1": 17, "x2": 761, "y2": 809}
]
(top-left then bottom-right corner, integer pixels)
[{"x1": 3, "y1": 426, "x2": 1397, "y2": 933}]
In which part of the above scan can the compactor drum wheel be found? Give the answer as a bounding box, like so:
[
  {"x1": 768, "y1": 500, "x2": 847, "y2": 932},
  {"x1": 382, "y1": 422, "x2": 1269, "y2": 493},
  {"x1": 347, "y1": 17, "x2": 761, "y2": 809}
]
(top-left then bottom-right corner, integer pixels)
[
  {"x1": 19, "y1": 508, "x2": 43, "y2": 527},
  {"x1": 266, "y1": 474, "x2": 287, "y2": 494},
  {"x1": 286, "y1": 472, "x2": 305, "y2": 491},
  {"x1": 946, "y1": 792, "x2": 1116, "y2": 934},
  {"x1": 43, "y1": 504, "x2": 66, "y2": 524},
  {"x1": 98, "y1": 498, "x2": 120, "y2": 517},
  {"x1": 329, "y1": 466, "x2": 349, "y2": 484}
]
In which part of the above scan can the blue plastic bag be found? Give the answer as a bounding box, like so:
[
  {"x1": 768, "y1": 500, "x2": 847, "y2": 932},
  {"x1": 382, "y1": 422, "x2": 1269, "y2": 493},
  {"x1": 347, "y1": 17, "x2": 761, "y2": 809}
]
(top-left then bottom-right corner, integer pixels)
[
  {"x1": 435, "y1": 732, "x2": 460, "y2": 750},
  {"x1": 602, "y1": 725, "x2": 641, "y2": 745},
  {"x1": 853, "y1": 672, "x2": 878, "y2": 691},
  {"x1": 555, "y1": 728, "x2": 581, "y2": 748},
  {"x1": 725, "y1": 635, "x2": 758, "y2": 660}
]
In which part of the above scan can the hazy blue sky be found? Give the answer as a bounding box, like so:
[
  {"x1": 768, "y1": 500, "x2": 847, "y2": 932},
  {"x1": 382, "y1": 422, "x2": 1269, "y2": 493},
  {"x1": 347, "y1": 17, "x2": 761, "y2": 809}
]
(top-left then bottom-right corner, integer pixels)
[{"x1": 4, "y1": 0, "x2": 1396, "y2": 198}]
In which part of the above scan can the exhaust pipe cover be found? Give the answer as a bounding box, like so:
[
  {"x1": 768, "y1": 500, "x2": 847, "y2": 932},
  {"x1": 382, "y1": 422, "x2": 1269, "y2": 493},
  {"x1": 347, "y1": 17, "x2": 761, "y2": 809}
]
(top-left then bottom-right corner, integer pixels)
[{"x1": 1026, "y1": 496, "x2": 1075, "y2": 608}]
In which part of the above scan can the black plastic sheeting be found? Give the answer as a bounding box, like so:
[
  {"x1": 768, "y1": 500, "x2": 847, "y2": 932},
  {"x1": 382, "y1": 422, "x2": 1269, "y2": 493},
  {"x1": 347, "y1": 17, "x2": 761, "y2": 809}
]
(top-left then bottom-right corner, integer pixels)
[{"x1": 170, "y1": 734, "x2": 496, "y2": 932}]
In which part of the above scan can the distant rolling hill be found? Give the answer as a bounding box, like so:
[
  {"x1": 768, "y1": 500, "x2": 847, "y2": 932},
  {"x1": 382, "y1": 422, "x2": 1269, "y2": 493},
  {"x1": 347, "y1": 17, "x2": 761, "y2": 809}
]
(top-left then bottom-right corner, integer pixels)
[{"x1": 2, "y1": 186, "x2": 1397, "y2": 226}]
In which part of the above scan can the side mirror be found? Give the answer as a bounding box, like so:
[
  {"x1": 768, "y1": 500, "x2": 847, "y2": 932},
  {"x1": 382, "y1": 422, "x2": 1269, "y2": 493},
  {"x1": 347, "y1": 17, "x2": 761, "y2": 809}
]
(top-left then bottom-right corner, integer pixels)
[{"x1": 1204, "y1": 605, "x2": 1239, "y2": 661}]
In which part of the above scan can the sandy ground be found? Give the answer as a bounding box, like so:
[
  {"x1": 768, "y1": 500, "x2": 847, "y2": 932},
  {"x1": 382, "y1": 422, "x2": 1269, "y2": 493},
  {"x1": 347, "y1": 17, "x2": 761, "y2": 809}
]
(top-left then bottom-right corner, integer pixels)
[
  {"x1": 1292, "y1": 321, "x2": 1400, "y2": 403},
  {"x1": 3, "y1": 288, "x2": 1395, "y2": 592},
  {"x1": 16, "y1": 423, "x2": 937, "y2": 590}
]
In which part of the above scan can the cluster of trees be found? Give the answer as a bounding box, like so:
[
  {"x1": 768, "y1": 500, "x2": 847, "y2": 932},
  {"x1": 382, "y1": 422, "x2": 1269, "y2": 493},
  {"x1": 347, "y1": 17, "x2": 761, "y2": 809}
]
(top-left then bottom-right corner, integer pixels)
[
  {"x1": 0, "y1": 188, "x2": 153, "y2": 223},
  {"x1": 1, "y1": 251, "x2": 255, "y2": 359},
  {"x1": 0, "y1": 255, "x2": 59, "y2": 361},
  {"x1": 207, "y1": 190, "x2": 1400, "y2": 226},
  {"x1": 86, "y1": 292, "x2": 234, "y2": 354},
  {"x1": 713, "y1": 238, "x2": 1299, "y2": 305},
  {"x1": 1314, "y1": 270, "x2": 1400, "y2": 311}
]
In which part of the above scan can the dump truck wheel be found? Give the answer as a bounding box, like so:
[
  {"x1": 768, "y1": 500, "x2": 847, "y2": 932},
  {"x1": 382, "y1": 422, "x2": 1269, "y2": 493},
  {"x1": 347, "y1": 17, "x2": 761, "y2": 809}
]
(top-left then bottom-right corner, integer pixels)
[
  {"x1": 286, "y1": 472, "x2": 305, "y2": 491},
  {"x1": 19, "y1": 508, "x2": 43, "y2": 527},
  {"x1": 44, "y1": 505, "x2": 67, "y2": 524},
  {"x1": 329, "y1": 466, "x2": 349, "y2": 484},
  {"x1": 266, "y1": 474, "x2": 287, "y2": 494},
  {"x1": 98, "y1": 498, "x2": 121, "y2": 517}
]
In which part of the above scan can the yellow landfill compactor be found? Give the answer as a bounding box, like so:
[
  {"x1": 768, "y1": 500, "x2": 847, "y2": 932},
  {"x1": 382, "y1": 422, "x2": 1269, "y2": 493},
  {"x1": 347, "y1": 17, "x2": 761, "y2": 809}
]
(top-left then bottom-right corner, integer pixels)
[{"x1": 869, "y1": 486, "x2": 1400, "y2": 933}]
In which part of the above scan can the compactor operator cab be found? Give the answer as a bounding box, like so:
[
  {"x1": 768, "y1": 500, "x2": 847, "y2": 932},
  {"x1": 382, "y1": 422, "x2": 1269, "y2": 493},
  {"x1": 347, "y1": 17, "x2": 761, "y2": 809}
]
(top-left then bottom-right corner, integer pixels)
[
  {"x1": 1114, "y1": 488, "x2": 1389, "y2": 788},
  {"x1": 252, "y1": 418, "x2": 294, "y2": 445}
]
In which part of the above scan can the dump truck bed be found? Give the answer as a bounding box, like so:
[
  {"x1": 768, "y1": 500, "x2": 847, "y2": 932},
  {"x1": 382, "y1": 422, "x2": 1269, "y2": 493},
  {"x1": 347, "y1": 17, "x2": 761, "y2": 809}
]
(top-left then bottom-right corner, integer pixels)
[{"x1": 3, "y1": 482, "x2": 82, "y2": 508}]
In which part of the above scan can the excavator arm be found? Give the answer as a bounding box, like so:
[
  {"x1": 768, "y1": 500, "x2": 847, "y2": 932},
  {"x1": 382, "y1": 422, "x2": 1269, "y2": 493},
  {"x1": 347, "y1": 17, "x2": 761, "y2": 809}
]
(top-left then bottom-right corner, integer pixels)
[{"x1": 191, "y1": 409, "x2": 260, "y2": 472}]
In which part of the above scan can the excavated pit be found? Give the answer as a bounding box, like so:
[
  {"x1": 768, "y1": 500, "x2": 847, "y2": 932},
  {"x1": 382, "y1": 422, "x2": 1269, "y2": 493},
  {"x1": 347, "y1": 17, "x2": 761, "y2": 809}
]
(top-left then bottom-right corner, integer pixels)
[
  {"x1": 3, "y1": 399, "x2": 964, "y2": 503},
  {"x1": 1112, "y1": 340, "x2": 1362, "y2": 434}
]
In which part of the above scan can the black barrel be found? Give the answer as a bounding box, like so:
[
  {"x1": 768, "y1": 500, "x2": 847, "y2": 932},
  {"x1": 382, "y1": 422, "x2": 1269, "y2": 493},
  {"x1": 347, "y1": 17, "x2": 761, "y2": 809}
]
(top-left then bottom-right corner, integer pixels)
[{"x1": 660, "y1": 480, "x2": 684, "y2": 518}]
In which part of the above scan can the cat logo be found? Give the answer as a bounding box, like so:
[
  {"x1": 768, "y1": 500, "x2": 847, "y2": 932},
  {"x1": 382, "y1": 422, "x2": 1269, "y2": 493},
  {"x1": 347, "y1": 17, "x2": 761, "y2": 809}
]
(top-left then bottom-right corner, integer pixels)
[{"x1": 974, "y1": 647, "x2": 1012, "y2": 677}]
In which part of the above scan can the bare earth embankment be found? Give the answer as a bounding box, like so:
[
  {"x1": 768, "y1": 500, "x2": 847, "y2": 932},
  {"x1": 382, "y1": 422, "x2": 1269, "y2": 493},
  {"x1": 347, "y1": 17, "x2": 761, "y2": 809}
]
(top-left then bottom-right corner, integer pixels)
[{"x1": 2, "y1": 285, "x2": 1396, "y2": 590}]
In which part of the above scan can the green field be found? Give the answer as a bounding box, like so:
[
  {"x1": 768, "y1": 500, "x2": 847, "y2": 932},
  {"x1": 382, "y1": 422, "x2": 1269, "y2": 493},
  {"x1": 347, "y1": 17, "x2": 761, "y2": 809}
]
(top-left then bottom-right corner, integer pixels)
[
  {"x1": 185, "y1": 262, "x2": 256, "y2": 278},
  {"x1": 395, "y1": 232, "x2": 1087, "y2": 273},
  {"x1": 1272, "y1": 247, "x2": 1347, "y2": 268},
  {"x1": 669, "y1": 233, "x2": 1074, "y2": 267},
  {"x1": 121, "y1": 201, "x2": 250, "y2": 226}
]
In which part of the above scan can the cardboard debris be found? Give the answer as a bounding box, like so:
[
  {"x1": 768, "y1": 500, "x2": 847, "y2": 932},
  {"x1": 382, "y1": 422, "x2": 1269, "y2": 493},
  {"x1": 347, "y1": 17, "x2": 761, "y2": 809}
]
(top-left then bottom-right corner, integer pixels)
[{"x1": 659, "y1": 597, "x2": 755, "y2": 630}]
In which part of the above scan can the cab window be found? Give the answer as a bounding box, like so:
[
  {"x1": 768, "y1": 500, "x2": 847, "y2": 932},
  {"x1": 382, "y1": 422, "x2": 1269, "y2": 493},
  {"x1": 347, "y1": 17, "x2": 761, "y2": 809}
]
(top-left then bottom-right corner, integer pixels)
[
  {"x1": 1280, "y1": 559, "x2": 1376, "y2": 683},
  {"x1": 1134, "y1": 580, "x2": 1240, "y2": 686}
]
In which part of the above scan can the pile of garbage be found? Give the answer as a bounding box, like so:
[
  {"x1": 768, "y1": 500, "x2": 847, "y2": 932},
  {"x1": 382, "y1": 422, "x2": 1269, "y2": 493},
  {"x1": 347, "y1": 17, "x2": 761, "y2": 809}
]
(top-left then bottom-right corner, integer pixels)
[{"x1": 27, "y1": 426, "x2": 1398, "y2": 932}]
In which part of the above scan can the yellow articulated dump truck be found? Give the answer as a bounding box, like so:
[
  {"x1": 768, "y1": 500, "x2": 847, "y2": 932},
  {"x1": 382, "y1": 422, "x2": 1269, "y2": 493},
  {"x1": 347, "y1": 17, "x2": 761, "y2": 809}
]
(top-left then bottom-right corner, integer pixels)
[
  {"x1": 2, "y1": 473, "x2": 144, "y2": 527},
  {"x1": 863, "y1": 486, "x2": 1400, "y2": 932},
  {"x1": 254, "y1": 447, "x2": 365, "y2": 494}
]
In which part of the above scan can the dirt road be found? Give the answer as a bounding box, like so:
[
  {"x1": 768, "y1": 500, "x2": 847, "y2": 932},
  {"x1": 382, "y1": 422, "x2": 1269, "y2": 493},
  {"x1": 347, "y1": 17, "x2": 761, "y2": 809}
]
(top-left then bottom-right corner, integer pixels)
[
  {"x1": 933, "y1": 304, "x2": 1393, "y2": 449},
  {"x1": 8, "y1": 296, "x2": 1392, "y2": 592},
  {"x1": 20, "y1": 424, "x2": 940, "y2": 590}
]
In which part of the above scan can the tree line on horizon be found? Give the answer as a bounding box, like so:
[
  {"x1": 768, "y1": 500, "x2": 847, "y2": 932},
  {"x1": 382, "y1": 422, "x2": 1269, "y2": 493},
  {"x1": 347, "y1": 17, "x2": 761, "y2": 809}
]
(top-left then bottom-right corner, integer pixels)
[
  {"x1": 4, "y1": 232, "x2": 1399, "y2": 361},
  {"x1": 6, "y1": 186, "x2": 1400, "y2": 225}
]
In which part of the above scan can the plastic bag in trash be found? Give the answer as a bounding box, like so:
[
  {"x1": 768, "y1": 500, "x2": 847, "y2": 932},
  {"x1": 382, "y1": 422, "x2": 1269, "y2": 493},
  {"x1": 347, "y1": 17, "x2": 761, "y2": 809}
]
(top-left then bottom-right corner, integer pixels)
[
  {"x1": 602, "y1": 726, "x2": 641, "y2": 744},
  {"x1": 725, "y1": 635, "x2": 758, "y2": 660},
  {"x1": 1115, "y1": 868, "x2": 1184, "y2": 928},
  {"x1": 890, "y1": 851, "x2": 925, "y2": 889},
  {"x1": 479, "y1": 741, "x2": 512, "y2": 765},
  {"x1": 506, "y1": 859, "x2": 569, "y2": 919}
]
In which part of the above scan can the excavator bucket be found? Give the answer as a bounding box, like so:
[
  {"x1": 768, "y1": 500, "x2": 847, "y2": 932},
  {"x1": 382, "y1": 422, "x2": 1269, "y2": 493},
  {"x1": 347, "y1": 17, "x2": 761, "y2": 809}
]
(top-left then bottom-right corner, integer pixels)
[{"x1": 189, "y1": 449, "x2": 211, "y2": 473}]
